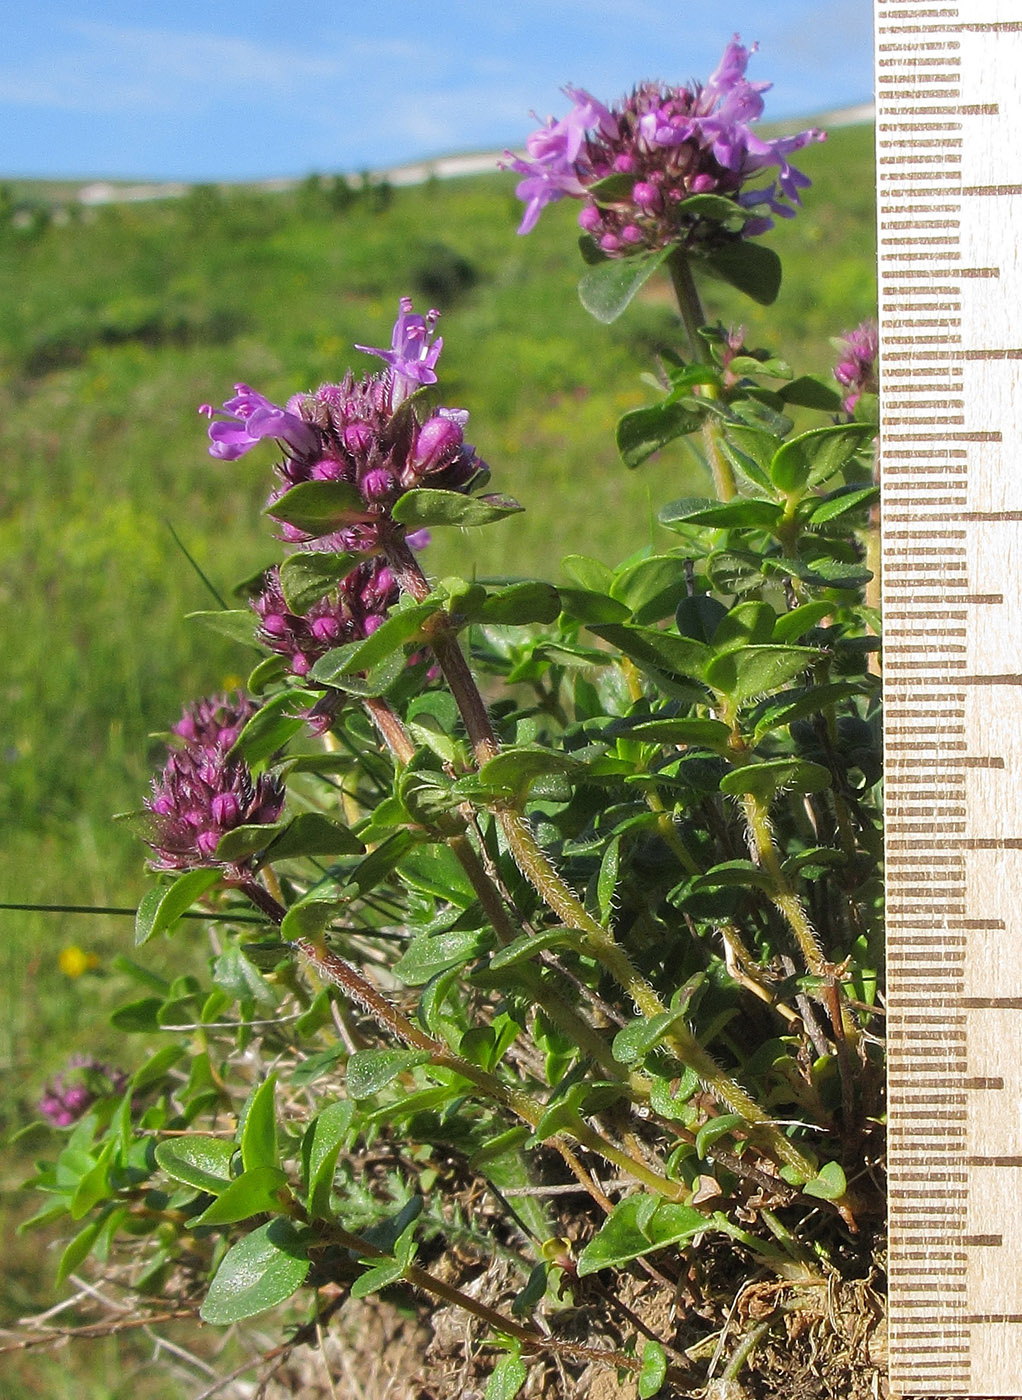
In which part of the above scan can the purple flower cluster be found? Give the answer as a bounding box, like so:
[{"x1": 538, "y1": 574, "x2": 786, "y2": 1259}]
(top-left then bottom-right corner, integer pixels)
[
  {"x1": 39, "y1": 1056, "x2": 128, "y2": 1128},
  {"x1": 833, "y1": 319, "x2": 879, "y2": 413},
  {"x1": 252, "y1": 557, "x2": 398, "y2": 677},
  {"x1": 202, "y1": 299, "x2": 486, "y2": 555},
  {"x1": 144, "y1": 694, "x2": 285, "y2": 872},
  {"x1": 506, "y1": 36, "x2": 824, "y2": 255}
]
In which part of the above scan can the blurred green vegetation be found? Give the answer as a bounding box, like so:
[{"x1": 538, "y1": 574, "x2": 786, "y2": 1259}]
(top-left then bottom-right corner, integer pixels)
[{"x1": 0, "y1": 124, "x2": 875, "y2": 1391}]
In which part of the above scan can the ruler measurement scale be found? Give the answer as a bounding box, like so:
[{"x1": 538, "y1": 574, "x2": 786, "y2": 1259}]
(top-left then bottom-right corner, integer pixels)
[{"x1": 878, "y1": 1, "x2": 1022, "y2": 1394}]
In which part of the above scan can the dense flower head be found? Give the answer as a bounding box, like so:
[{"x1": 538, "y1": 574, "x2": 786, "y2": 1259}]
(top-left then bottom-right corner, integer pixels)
[
  {"x1": 202, "y1": 301, "x2": 487, "y2": 551},
  {"x1": 833, "y1": 319, "x2": 879, "y2": 413},
  {"x1": 39, "y1": 1057, "x2": 129, "y2": 1128},
  {"x1": 505, "y1": 36, "x2": 824, "y2": 255},
  {"x1": 144, "y1": 694, "x2": 285, "y2": 872},
  {"x1": 251, "y1": 558, "x2": 399, "y2": 677},
  {"x1": 172, "y1": 692, "x2": 258, "y2": 753}
]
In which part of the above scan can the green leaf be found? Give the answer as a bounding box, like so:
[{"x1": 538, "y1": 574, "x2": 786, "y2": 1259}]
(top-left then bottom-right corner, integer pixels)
[
  {"x1": 557, "y1": 587, "x2": 631, "y2": 625},
  {"x1": 240, "y1": 1074, "x2": 279, "y2": 1172},
  {"x1": 690, "y1": 860, "x2": 775, "y2": 894},
  {"x1": 611, "y1": 556, "x2": 688, "y2": 617},
  {"x1": 750, "y1": 680, "x2": 868, "y2": 739},
  {"x1": 719, "y1": 758, "x2": 831, "y2": 803},
  {"x1": 345, "y1": 828, "x2": 417, "y2": 897},
  {"x1": 303, "y1": 1100, "x2": 355, "y2": 1218},
  {"x1": 109, "y1": 996, "x2": 163, "y2": 1032},
  {"x1": 185, "y1": 610, "x2": 260, "y2": 646},
  {"x1": 479, "y1": 581, "x2": 561, "y2": 625},
  {"x1": 398, "y1": 844, "x2": 479, "y2": 906},
  {"x1": 695, "y1": 1113, "x2": 747, "y2": 1159},
  {"x1": 612, "y1": 1008, "x2": 690, "y2": 1065},
  {"x1": 561, "y1": 554, "x2": 614, "y2": 592},
  {"x1": 771, "y1": 601, "x2": 833, "y2": 644},
  {"x1": 135, "y1": 868, "x2": 221, "y2": 947},
  {"x1": 472, "y1": 748, "x2": 586, "y2": 803},
  {"x1": 231, "y1": 688, "x2": 320, "y2": 766},
  {"x1": 769, "y1": 423, "x2": 874, "y2": 494},
  {"x1": 702, "y1": 240, "x2": 782, "y2": 306},
  {"x1": 278, "y1": 550, "x2": 362, "y2": 613},
  {"x1": 349, "y1": 1256, "x2": 406, "y2": 1299},
  {"x1": 393, "y1": 927, "x2": 491, "y2": 984},
  {"x1": 188, "y1": 1166, "x2": 288, "y2": 1227},
  {"x1": 310, "y1": 602, "x2": 439, "y2": 682},
  {"x1": 704, "y1": 644, "x2": 816, "y2": 704},
  {"x1": 213, "y1": 943, "x2": 279, "y2": 1007},
  {"x1": 70, "y1": 1143, "x2": 114, "y2": 1220},
  {"x1": 638, "y1": 1340, "x2": 668, "y2": 1399},
  {"x1": 155, "y1": 1135, "x2": 236, "y2": 1194},
  {"x1": 130, "y1": 1044, "x2": 186, "y2": 1092},
  {"x1": 200, "y1": 1220, "x2": 310, "y2": 1324},
  {"x1": 263, "y1": 812, "x2": 364, "y2": 862},
  {"x1": 597, "y1": 835, "x2": 621, "y2": 925},
  {"x1": 805, "y1": 484, "x2": 879, "y2": 525},
  {"x1": 576, "y1": 1194, "x2": 711, "y2": 1275},
  {"x1": 616, "y1": 401, "x2": 702, "y2": 467},
  {"x1": 485, "y1": 1354, "x2": 528, "y2": 1400},
  {"x1": 587, "y1": 623, "x2": 712, "y2": 684},
  {"x1": 56, "y1": 1217, "x2": 104, "y2": 1287},
  {"x1": 214, "y1": 822, "x2": 287, "y2": 863},
  {"x1": 618, "y1": 717, "x2": 732, "y2": 752},
  {"x1": 658, "y1": 496, "x2": 782, "y2": 530},
  {"x1": 488, "y1": 927, "x2": 579, "y2": 970},
  {"x1": 803, "y1": 1159, "x2": 848, "y2": 1201},
  {"x1": 678, "y1": 192, "x2": 745, "y2": 222},
  {"x1": 674, "y1": 593, "x2": 728, "y2": 643},
  {"x1": 347, "y1": 1048, "x2": 432, "y2": 1099},
  {"x1": 391, "y1": 489, "x2": 523, "y2": 529},
  {"x1": 290, "y1": 1043, "x2": 347, "y2": 1087},
  {"x1": 586, "y1": 171, "x2": 638, "y2": 203},
  {"x1": 712, "y1": 600, "x2": 776, "y2": 653},
  {"x1": 577, "y1": 244, "x2": 674, "y2": 323},
  {"x1": 779, "y1": 375, "x2": 843, "y2": 411},
  {"x1": 266, "y1": 480, "x2": 370, "y2": 532}
]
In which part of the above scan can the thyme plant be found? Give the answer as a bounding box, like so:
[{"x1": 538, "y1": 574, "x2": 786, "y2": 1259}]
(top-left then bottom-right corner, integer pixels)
[{"x1": 22, "y1": 37, "x2": 883, "y2": 1398}]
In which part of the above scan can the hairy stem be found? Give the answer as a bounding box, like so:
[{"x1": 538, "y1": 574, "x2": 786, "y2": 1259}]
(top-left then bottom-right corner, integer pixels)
[{"x1": 667, "y1": 248, "x2": 736, "y2": 502}]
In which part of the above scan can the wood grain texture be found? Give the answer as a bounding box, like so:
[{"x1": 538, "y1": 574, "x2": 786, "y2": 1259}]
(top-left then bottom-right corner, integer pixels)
[{"x1": 877, "y1": 0, "x2": 1022, "y2": 1394}]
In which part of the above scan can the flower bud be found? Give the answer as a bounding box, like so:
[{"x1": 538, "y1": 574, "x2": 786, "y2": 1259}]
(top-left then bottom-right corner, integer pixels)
[{"x1": 414, "y1": 415, "x2": 463, "y2": 473}]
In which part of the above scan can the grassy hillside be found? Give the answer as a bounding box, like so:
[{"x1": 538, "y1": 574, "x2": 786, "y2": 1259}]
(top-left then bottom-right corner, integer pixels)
[{"x1": 0, "y1": 123, "x2": 876, "y2": 1389}]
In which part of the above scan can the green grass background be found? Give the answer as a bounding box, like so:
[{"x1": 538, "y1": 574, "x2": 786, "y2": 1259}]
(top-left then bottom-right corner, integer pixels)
[{"x1": 0, "y1": 124, "x2": 876, "y2": 1394}]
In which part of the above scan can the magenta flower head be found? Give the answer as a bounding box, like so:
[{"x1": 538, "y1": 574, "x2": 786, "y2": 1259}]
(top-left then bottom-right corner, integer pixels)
[
  {"x1": 251, "y1": 558, "x2": 399, "y2": 677},
  {"x1": 833, "y1": 319, "x2": 879, "y2": 413},
  {"x1": 355, "y1": 297, "x2": 444, "y2": 409},
  {"x1": 505, "y1": 36, "x2": 825, "y2": 255},
  {"x1": 200, "y1": 384, "x2": 321, "y2": 462},
  {"x1": 143, "y1": 694, "x2": 285, "y2": 872},
  {"x1": 204, "y1": 300, "x2": 489, "y2": 555},
  {"x1": 39, "y1": 1057, "x2": 129, "y2": 1128}
]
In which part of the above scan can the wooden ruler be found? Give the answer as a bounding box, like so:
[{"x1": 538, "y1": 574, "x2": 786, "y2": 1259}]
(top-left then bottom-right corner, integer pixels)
[{"x1": 878, "y1": 0, "x2": 1022, "y2": 1394}]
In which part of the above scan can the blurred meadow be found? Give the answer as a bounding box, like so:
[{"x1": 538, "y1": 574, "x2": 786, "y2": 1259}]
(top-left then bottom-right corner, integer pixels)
[{"x1": 0, "y1": 123, "x2": 875, "y2": 1393}]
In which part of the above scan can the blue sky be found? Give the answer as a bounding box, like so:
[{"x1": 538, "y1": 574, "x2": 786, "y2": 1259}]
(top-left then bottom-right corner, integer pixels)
[{"x1": 0, "y1": 1, "x2": 874, "y2": 182}]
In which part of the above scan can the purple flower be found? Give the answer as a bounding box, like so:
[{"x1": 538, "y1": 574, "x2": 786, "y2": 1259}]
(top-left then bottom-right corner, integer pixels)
[
  {"x1": 39, "y1": 1057, "x2": 129, "y2": 1128},
  {"x1": 200, "y1": 384, "x2": 321, "y2": 461},
  {"x1": 205, "y1": 303, "x2": 489, "y2": 559},
  {"x1": 505, "y1": 36, "x2": 825, "y2": 255},
  {"x1": 833, "y1": 319, "x2": 879, "y2": 413},
  {"x1": 172, "y1": 692, "x2": 257, "y2": 753},
  {"x1": 251, "y1": 559, "x2": 399, "y2": 677},
  {"x1": 355, "y1": 297, "x2": 444, "y2": 408},
  {"x1": 144, "y1": 694, "x2": 285, "y2": 872}
]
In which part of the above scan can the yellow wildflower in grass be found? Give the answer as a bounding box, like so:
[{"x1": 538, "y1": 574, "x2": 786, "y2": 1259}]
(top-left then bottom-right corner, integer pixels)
[{"x1": 58, "y1": 945, "x2": 99, "y2": 978}]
